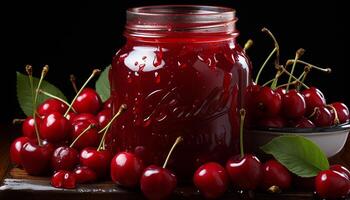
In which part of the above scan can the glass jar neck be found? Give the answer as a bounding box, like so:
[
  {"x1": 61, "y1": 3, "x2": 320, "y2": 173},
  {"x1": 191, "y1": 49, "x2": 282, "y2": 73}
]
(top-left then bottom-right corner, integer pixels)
[{"x1": 125, "y1": 5, "x2": 239, "y2": 42}]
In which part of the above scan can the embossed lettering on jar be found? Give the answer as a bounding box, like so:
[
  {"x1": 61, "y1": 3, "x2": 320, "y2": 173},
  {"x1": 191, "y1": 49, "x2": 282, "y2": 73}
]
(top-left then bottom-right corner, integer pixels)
[{"x1": 109, "y1": 5, "x2": 251, "y2": 178}]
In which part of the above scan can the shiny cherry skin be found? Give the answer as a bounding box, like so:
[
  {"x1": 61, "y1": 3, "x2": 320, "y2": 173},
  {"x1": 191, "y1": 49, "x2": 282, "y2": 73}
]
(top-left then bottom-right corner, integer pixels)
[
  {"x1": 103, "y1": 97, "x2": 113, "y2": 110},
  {"x1": 281, "y1": 89, "x2": 306, "y2": 119},
  {"x1": 80, "y1": 148, "x2": 112, "y2": 178},
  {"x1": 315, "y1": 169, "x2": 350, "y2": 199},
  {"x1": 253, "y1": 86, "x2": 282, "y2": 118},
  {"x1": 70, "y1": 120, "x2": 99, "y2": 150},
  {"x1": 289, "y1": 117, "x2": 315, "y2": 128},
  {"x1": 141, "y1": 165, "x2": 177, "y2": 200},
  {"x1": 97, "y1": 109, "x2": 112, "y2": 130},
  {"x1": 10, "y1": 136, "x2": 31, "y2": 166},
  {"x1": 39, "y1": 112, "x2": 72, "y2": 143},
  {"x1": 309, "y1": 106, "x2": 333, "y2": 127},
  {"x1": 110, "y1": 152, "x2": 144, "y2": 188},
  {"x1": 226, "y1": 154, "x2": 262, "y2": 190},
  {"x1": 275, "y1": 88, "x2": 286, "y2": 97},
  {"x1": 51, "y1": 146, "x2": 79, "y2": 171},
  {"x1": 22, "y1": 116, "x2": 40, "y2": 139},
  {"x1": 37, "y1": 98, "x2": 68, "y2": 116},
  {"x1": 193, "y1": 162, "x2": 229, "y2": 199},
  {"x1": 51, "y1": 170, "x2": 76, "y2": 189},
  {"x1": 330, "y1": 164, "x2": 350, "y2": 180},
  {"x1": 331, "y1": 102, "x2": 350, "y2": 124},
  {"x1": 74, "y1": 166, "x2": 97, "y2": 183},
  {"x1": 257, "y1": 116, "x2": 286, "y2": 128},
  {"x1": 20, "y1": 141, "x2": 54, "y2": 175},
  {"x1": 301, "y1": 87, "x2": 326, "y2": 116},
  {"x1": 72, "y1": 113, "x2": 99, "y2": 126},
  {"x1": 65, "y1": 112, "x2": 77, "y2": 123},
  {"x1": 261, "y1": 160, "x2": 292, "y2": 190},
  {"x1": 72, "y1": 88, "x2": 102, "y2": 114}
]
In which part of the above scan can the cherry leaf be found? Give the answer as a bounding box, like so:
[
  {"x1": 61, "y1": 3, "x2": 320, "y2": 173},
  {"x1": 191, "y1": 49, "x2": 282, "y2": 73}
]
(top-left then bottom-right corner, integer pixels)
[{"x1": 95, "y1": 65, "x2": 111, "y2": 102}]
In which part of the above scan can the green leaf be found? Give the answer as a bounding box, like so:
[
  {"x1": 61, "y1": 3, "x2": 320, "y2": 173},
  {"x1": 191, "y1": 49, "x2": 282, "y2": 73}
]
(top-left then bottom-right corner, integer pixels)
[
  {"x1": 16, "y1": 72, "x2": 67, "y2": 116},
  {"x1": 95, "y1": 65, "x2": 111, "y2": 102},
  {"x1": 261, "y1": 135, "x2": 329, "y2": 177}
]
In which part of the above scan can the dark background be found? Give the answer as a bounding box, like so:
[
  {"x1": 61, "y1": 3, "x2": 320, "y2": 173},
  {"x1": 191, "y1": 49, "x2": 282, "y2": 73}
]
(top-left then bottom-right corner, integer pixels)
[{"x1": 1, "y1": 0, "x2": 347, "y2": 124}]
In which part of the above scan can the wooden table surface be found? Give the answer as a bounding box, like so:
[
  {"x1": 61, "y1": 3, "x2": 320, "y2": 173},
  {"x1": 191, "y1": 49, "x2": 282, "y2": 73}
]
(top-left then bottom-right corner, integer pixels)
[{"x1": 1, "y1": 124, "x2": 350, "y2": 200}]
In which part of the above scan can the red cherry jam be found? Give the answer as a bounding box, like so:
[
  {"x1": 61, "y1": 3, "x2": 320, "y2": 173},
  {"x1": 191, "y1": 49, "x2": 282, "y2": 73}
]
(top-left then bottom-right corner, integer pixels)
[{"x1": 109, "y1": 5, "x2": 251, "y2": 178}]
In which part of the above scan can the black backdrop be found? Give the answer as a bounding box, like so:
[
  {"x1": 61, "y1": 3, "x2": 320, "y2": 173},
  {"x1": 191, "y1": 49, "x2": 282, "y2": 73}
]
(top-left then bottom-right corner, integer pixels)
[{"x1": 1, "y1": 0, "x2": 347, "y2": 123}]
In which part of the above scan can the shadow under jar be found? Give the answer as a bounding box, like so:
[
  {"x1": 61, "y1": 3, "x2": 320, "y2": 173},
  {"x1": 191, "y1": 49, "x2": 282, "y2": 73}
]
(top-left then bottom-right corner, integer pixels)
[{"x1": 109, "y1": 5, "x2": 251, "y2": 179}]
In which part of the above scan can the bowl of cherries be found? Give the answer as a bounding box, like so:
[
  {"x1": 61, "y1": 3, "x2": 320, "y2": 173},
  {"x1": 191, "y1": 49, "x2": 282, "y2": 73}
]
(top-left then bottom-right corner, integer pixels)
[{"x1": 244, "y1": 28, "x2": 350, "y2": 158}]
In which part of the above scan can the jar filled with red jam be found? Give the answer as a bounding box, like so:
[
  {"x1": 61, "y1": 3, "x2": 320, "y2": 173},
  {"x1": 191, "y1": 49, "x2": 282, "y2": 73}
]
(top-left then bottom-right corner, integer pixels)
[{"x1": 109, "y1": 5, "x2": 251, "y2": 178}]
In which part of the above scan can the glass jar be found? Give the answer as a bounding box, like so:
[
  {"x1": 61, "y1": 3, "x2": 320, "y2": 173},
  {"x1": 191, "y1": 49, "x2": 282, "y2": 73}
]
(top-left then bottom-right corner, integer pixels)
[{"x1": 109, "y1": 5, "x2": 251, "y2": 178}]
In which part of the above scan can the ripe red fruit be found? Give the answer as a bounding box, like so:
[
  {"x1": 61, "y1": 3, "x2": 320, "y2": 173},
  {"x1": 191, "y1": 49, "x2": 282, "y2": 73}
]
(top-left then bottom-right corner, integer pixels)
[
  {"x1": 301, "y1": 87, "x2": 326, "y2": 116},
  {"x1": 37, "y1": 98, "x2": 68, "y2": 116},
  {"x1": 253, "y1": 86, "x2": 282, "y2": 118},
  {"x1": 309, "y1": 106, "x2": 333, "y2": 127},
  {"x1": 331, "y1": 102, "x2": 350, "y2": 124},
  {"x1": 70, "y1": 120, "x2": 99, "y2": 150},
  {"x1": 79, "y1": 148, "x2": 112, "y2": 178},
  {"x1": 72, "y1": 88, "x2": 102, "y2": 114},
  {"x1": 72, "y1": 113, "x2": 99, "y2": 126},
  {"x1": 97, "y1": 109, "x2": 112, "y2": 129},
  {"x1": 22, "y1": 116, "x2": 40, "y2": 139},
  {"x1": 289, "y1": 117, "x2": 315, "y2": 128},
  {"x1": 39, "y1": 112, "x2": 72, "y2": 143},
  {"x1": 275, "y1": 88, "x2": 286, "y2": 96},
  {"x1": 140, "y1": 165, "x2": 177, "y2": 200},
  {"x1": 10, "y1": 137, "x2": 31, "y2": 166},
  {"x1": 193, "y1": 162, "x2": 229, "y2": 199},
  {"x1": 281, "y1": 89, "x2": 306, "y2": 119},
  {"x1": 257, "y1": 116, "x2": 286, "y2": 128},
  {"x1": 103, "y1": 98, "x2": 113, "y2": 110},
  {"x1": 51, "y1": 170, "x2": 76, "y2": 189},
  {"x1": 315, "y1": 170, "x2": 350, "y2": 199},
  {"x1": 226, "y1": 154, "x2": 262, "y2": 190},
  {"x1": 110, "y1": 152, "x2": 144, "y2": 188},
  {"x1": 330, "y1": 164, "x2": 350, "y2": 179},
  {"x1": 51, "y1": 146, "x2": 79, "y2": 171},
  {"x1": 74, "y1": 166, "x2": 97, "y2": 183},
  {"x1": 261, "y1": 160, "x2": 292, "y2": 190}
]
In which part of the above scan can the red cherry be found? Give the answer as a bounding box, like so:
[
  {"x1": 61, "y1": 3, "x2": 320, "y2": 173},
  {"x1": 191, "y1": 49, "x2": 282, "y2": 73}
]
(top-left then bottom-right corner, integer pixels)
[
  {"x1": 330, "y1": 102, "x2": 350, "y2": 124},
  {"x1": 330, "y1": 164, "x2": 350, "y2": 180},
  {"x1": 315, "y1": 169, "x2": 350, "y2": 199},
  {"x1": 72, "y1": 88, "x2": 102, "y2": 114},
  {"x1": 22, "y1": 116, "x2": 40, "y2": 139},
  {"x1": 70, "y1": 120, "x2": 99, "y2": 150},
  {"x1": 257, "y1": 116, "x2": 286, "y2": 128},
  {"x1": 65, "y1": 112, "x2": 77, "y2": 123},
  {"x1": 110, "y1": 152, "x2": 144, "y2": 188},
  {"x1": 72, "y1": 113, "x2": 99, "y2": 126},
  {"x1": 20, "y1": 141, "x2": 54, "y2": 175},
  {"x1": 39, "y1": 112, "x2": 72, "y2": 143},
  {"x1": 37, "y1": 98, "x2": 68, "y2": 116},
  {"x1": 226, "y1": 154, "x2": 262, "y2": 190},
  {"x1": 253, "y1": 86, "x2": 282, "y2": 117},
  {"x1": 97, "y1": 109, "x2": 112, "y2": 129},
  {"x1": 275, "y1": 88, "x2": 286, "y2": 97},
  {"x1": 193, "y1": 162, "x2": 229, "y2": 199},
  {"x1": 79, "y1": 148, "x2": 112, "y2": 178},
  {"x1": 74, "y1": 166, "x2": 97, "y2": 183},
  {"x1": 140, "y1": 165, "x2": 177, "y2": 200},
  {"x1": 281, "y1": 89, "x2": 306, "y2": 119},
  {"x1": 51, "y1": 146, "x2": 79, "y2": 171},
  {"x1": 261, "y1": 160, "x2": 292, "y2": 190},
  {"x1": 309, "y1": 106, "x2": 333, "y2": 127},
  {"x1": 301, "y1": 87, "x2": 326, "y2": 116},
  {"x1": 10, "y1": 137, "x2": 30, "y2": 166},
  {"x1": 103, "y1": 98, "x2": 113, "y2": 110},
  {"x1": 51, "y1": 170, "x2": 76, "y2": 189},
  {"x1": 289, "y1": 117, "x2": 315, "y2": 128}
]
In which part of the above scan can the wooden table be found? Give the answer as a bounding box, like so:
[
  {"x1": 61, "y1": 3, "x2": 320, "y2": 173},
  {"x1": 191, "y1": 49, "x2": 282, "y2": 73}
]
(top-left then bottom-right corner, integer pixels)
[{"x1": 1, "y1": 124, "x2": 350, "y2": 200}]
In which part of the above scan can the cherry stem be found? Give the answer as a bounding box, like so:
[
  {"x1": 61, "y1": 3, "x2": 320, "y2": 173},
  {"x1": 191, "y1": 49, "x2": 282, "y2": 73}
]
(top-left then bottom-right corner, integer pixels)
[
  {"x1": 270, "y1": 69, "x2": 283, "y2": 90},
  {"x1": 286, "y1": 59, "x2": 331, "y2": 73},
  {"x1": 286, "y1": 49, "x2": 305, "y2": 91},
  {"x1": 243, "y1": 39, "x2": 253, "y2": 52},
  {"x1": 97, "y1": 104, "x2": 127, "y2": 151},
  {"x1": 296, "y1": 66, "x2": 311, "y2": 91},
  {"x1": 37, "y1": 89, "x2": 77, "y2": 113},
  {"x1": 308, "y1": 107, "x2": 319, "y2": 118},
  {"x1": 70, "y1": 74, "x2": 78, "y2": 93},
  {"x1": 239, "y1": 108, "x2": 246, "y2": 158},
  {"x1": 262, "y1": 28, "x2": 280, "y2": 68},
  {"x1": 262, "y1": 70, "x2": 285, "y2": 87},
  {"x1": 64, "y1": 69, "x2": 101, "y2": 117},
  {"x1": 326, "y1": 105, "x2": 340, "y2": 125},
  {"x1": 12, "y1": 119, "x2": 25, "y2": 125},
  {"x1": 162, "y1": 136, "x2": 183, "y2": 169},
  {"x1": 255, "y1": 47, "x2": 277, "y2": 84},
  {"x1": 277, "y1": 66, "x2": 309, "y2": 89},
  {"x1": 25, "y1": 65, "x2": 41, "y2": 146},
  {"x1": 69, "y1": 124, "x2": 95, "y2": 148}
]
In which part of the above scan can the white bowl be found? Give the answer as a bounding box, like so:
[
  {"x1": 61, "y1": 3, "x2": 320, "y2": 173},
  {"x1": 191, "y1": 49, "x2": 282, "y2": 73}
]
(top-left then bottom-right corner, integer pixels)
[{"x1": 245, "y1": 123, "x2": 350, "y2": 158}]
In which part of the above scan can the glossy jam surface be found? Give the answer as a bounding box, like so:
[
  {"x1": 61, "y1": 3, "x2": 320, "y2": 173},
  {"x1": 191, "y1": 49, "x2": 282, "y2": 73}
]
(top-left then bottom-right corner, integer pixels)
[{"x1": 109, "y1": 37, "x2": 250, "y2": 177}]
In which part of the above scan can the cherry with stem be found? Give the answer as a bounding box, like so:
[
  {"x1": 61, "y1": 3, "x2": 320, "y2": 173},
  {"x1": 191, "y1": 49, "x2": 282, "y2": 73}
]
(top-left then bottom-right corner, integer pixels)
[
  {"x1": 37, "y1": 89, "x2": 76, "y2": 113},
  {"x1": 69, "y1": 124, "x2": 95, "y2": 148}
]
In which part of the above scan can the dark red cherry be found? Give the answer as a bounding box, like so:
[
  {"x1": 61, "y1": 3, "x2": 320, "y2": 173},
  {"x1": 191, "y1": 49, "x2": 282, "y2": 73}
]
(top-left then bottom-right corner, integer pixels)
[
  {"x1": 253, "y1": 86, "x2": 282, "y2": 118},
  {"x1": 289, "y1": 117, "x2": 315, "y2": 128},
  {"x1": 20, "y1": 141, "x2": 54, "y2": 175},
  {"x1": 72, "y1": 88, "x2": 102, "y2": 114},
  {"x1": 103, "y1": 98, "x2": 113, "y2": 110},
  {"x1": 72, "y1": 113, "x2": 99, "y2": 126},
  {"x1": 74, "y1": 166, "x2": 97, "y2": 183},
  {"x1": 70, "y1": 120, "x2": 99, "y2": 150},
  {"x1": 309, "y1": 106, "x2": 333, "y2": 127},
  {"x1": 51, "y1": 170, "x2": 76, "y2": 189},
  {"x1": 193, "y1": 162, "x2": 229, "y2": 199},
  {"x1": 37, "y1": 98, "x2": 68, "y2": 116},
  {"x1": 39, "y1": 112, "x2": 72, "y2": 143},
  {"x1": 281, "y1": 89, "x2": 306, "y2": 119},
  {"x1": 315, "y1": 169, "x2": 350, "y2": 199},
  {"x1": 330, "y1": 102, "x2": 350, "y2": 124},
  {"x1": 51, "y1": 146, "x2": 79, "y2": 171},
  {"x1": 79, "y1": 148, "x2": 112, "y2": 178},
  {"x1": 257, "y1": 116, "x2": 286, "y2": 128},
  {"x1": 97, "y1": 109, "x2": 112, "y2": 130},
  {"x1": 275, "y1": 88, "x2": 286, "y2": 97},
  {"x1": 261, "y1": 160, "x2": 292, "y2": 190},
  {"x1": 330, "y1": 164, "x2": 350, "y2": 180},
  {"x1": 301, "y1": 87, "x2": 326, "y2": 116},
  {"x1": 110, "y1": 152, "x2": 144, "y2": 188},
  {"x1": 22, "y1": 116, "x2": 40, "y2": 139},
  {"x1": 140, "y1": 165, "x2": 177, "y2": 200},
  {"x1": 226, "y1": 154, "x2": 262, "y2": 190},
  {"x1": 65, "y1": 112, "x2": 77, "y2": 123},
  {"x1": 10, "y1": 137, "x2": 30, "y2": 166}
]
